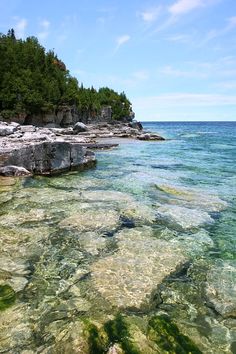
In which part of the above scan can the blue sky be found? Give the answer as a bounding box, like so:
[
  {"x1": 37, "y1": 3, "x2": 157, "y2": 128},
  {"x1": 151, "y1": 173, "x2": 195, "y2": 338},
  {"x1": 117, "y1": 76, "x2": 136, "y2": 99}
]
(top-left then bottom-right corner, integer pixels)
[{"x1": 1, "y1": 0, "x2": 236, "y2": 121}]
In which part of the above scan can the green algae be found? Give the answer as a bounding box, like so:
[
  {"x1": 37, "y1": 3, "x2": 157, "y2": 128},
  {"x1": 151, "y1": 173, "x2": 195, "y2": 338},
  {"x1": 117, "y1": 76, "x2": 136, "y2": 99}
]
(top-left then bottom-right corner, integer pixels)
[
  {"x1": 0, "y1": 284, "x2": 16, "y2": 310},
  {"x1": 148, "y1": 314, "x2": 202, "y2": 354},
  {"x1": 86, "y1": 314, "x2": 141, "y2": 354},
  {"x1": 104, "y1": 314, "x2": 141, "y2": 354}
]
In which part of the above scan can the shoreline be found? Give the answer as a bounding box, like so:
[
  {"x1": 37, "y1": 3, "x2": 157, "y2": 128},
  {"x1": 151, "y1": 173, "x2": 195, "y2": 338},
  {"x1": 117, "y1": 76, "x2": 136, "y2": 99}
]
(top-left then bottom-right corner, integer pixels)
[{"x1": 0, "y1": 121, "x2": 165, "y2": 176}]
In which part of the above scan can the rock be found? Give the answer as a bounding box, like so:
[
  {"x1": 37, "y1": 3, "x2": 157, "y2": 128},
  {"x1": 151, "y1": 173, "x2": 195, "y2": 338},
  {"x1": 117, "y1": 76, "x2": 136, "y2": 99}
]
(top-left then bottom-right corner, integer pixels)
[
  {"x1": 156, "y1": 205, "x2": 214, "y2": 230},
  {"x1": 59, "y1": 209, "x2": 120, "y2": 232},
  {"x1": 19, "y1": 125, "x2": 36, "y2": 133},
  {"x1": 91, "y1": 227, "x2": 186, "y2": 310},
  {"x1": 73, "y1": 122, "x2": 88, "y2": 133},
  {"x1": 206, "y1": 260, "x2": 236, "y2": 318},
  {"x1": 0, "y1": 123, "x2": 17, "y2": 136},
  {"x1": 137, "y1": 133, "x2": 165, "y2": 141},
  {"x1": 0, "y1": 141, "x2": 96, "y2": 175},
  {"x1": 128, "y1": 120, "x2": 143, "y2": 131},
  {"x1": 0, "y1": 165, "x2": 31, "y2": 177}
]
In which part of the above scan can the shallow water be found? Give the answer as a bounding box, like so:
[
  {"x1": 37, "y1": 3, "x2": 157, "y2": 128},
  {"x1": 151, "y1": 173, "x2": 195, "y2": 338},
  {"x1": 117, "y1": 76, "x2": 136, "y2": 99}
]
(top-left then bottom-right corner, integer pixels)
[{"x1": 0, "y1": 121, "x2": 236, "y2": 353}]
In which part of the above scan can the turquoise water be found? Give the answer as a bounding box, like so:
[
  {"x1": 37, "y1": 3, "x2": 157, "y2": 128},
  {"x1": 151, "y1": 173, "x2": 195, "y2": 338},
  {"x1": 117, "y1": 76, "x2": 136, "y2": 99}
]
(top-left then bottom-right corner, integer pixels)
[{"x1": 0, "y1": 122, "x2": 236, "y2": 353}]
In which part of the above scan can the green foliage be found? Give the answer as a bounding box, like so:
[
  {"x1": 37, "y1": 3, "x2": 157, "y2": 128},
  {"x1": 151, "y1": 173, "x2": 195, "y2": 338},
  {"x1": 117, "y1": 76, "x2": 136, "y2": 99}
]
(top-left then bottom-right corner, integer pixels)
[
  {"x1": 0, "y1": 284, "x2": 16, "y2": 311},
  {"x1": 148, "y1": 314, "x2": 202, "y2": 354},
  {"x1": 0, "y1": 29, "x2": 133, "y2": 122}
]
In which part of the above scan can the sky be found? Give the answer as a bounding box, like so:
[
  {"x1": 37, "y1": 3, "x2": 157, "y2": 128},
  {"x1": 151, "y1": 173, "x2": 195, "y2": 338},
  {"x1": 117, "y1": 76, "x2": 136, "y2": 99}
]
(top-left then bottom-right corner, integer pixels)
[{"x1": 1, "y1": 0, "x2": 236, "y2": 121}]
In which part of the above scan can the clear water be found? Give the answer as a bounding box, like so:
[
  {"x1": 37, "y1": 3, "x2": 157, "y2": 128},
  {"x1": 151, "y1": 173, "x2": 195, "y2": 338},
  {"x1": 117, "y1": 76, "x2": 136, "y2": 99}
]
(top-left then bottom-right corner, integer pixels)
[{"x1": 0, "y1": 122, "x2": 236, "y2": 353}]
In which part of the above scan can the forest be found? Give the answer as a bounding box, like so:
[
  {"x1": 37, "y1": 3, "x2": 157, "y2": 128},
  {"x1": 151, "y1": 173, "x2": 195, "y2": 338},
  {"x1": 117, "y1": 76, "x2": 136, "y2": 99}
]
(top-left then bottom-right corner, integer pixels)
[{"x1": 0, "y1": 29, "x2": 133, "y2": 122}]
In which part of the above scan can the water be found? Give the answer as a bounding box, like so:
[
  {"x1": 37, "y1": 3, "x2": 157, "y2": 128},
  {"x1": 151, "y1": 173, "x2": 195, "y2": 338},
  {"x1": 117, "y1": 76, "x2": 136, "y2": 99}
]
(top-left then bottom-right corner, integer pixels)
[{"x1": 0, "y1": 122, "x2": 236, "y2": 353}]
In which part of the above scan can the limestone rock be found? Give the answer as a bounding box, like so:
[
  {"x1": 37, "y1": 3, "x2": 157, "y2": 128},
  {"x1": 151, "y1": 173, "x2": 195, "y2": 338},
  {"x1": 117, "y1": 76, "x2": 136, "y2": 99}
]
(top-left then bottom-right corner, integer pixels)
[
  {"x1": 0, "y1": 165, "x2": 31, "y2": 177},
  {"x1": 0, "y1": 123, "x2": 17, "y2": 136},
  {"x1": 91, "y1": 227, "x2": 186, "y2": 310},
  {"x1": 59, "y1": 209, "x2": 120, "y2": 232},
  {"x1": 73, "y1": 122, "x2": 88, "y2": 133},
  {"x1": 156, "y1": 205, "x2": 214, "y2": 230},
  {"x1": 206, "y1": 260, "x2": 236, "y2": 318}
]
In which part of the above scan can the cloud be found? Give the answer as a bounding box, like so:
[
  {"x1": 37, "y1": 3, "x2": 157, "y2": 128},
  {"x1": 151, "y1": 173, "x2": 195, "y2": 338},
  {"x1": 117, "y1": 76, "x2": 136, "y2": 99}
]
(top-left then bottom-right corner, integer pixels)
[
  {"x1": 160, "y1": 65, "x2": 207, "y2": 78},
  {"x1": 14, "y1": 18, "x2": 27, "y2": 38},
  {"x1": 133, "y1": 93, "x2": 236, "y2": 109},
  {"x1": 132, "y1": 70, "x2": 149, "y2": 80},
  {"x1": 166, "y1": 33, "x2": 191, "y2": 43},
  {"x1": 139, "y1": 6, "x2": 162, "y2": 23},
  {"x1": 115, "y1": 34, "x2": 130, "y2": 51},
  {"x1": 205, "y1": 16, "x2": 236, "y2": 42},
  {"x1": 38, "y1": 19, "x2": 50, "y2": 41},
  {"x1": 168, "y1": 0, "x2": 204, "y2": 16}
]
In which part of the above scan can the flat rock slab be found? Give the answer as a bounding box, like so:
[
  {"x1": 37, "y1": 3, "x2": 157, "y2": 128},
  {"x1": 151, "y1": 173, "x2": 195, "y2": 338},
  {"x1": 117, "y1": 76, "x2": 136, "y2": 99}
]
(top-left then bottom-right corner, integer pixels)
[
  {"x1": 59, "y1": 209, "x2": 120, "y2": 232},
  {"x1": 91, "y1": 227, "x2": 186, "y2": 310},
  {"x1": 206, "y1": 260, "x2": 236, "y2": 318},
  {"x1": 156, "y1": 205, "x2": 214, "y2": 230}
]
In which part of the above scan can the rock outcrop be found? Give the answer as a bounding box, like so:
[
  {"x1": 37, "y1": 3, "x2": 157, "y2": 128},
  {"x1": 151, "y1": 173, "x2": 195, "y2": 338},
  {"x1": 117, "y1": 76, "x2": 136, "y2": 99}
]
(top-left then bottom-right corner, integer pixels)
[{"x1": 0, "y1": 121, "x2": 164, "y2": 176}]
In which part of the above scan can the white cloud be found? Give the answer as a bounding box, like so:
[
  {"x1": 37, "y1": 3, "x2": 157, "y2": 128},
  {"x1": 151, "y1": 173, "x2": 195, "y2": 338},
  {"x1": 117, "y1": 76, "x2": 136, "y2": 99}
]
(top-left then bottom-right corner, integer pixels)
[
  {"x1": 133, "y1": 93, "x2": 236, "y2": 109},
  {"x1": 140, "y1": 6, "x2": 162, "y2": 23},
  {"x1": 168, "y1": 0, "x2": 204, "y2": 16},
  {"x1": 15, "y1": 18, "x2": 27, "y2": 38},
  {"x1": 38, "y1": 19, "x2": 50, "y2": 41},
  {"x1": 206, "y1": 16, "x2": 236, "y2": 42},
  {"x1": 132, "y1": 70, "x2": 149, "y2": 80},
  {"x1": 160, "y1": 65, "x2": 207, "y2": 78},
  {"x1": 115, "y1": 34, "x2": 130, "y2": 51},
  {"x1": 166, "y1": 33, "x2": 191, "y2": 43}
]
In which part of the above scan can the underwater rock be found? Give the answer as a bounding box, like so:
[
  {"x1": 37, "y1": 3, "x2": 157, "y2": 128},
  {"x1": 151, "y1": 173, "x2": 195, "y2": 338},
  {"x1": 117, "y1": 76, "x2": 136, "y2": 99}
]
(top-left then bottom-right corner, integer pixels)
[
  {"x1": 206, "y1": 260, "x2": 236, "y2": 318},
  {"x1": 0, "y1": 284, "x2": 16, "y2": 310},
  {"x1": 91, "y1": 227, "x2": 186, "y2": 310},
  {"x1": 77, "y1": 232, "x2": 107, "y2": 255},
  {"x1": 156, "y1": 184, "x2": 227, "y2": 212},
  {"x1": 59, "y1": 209, "x2": 120, "y2": 232},
  {"x1": 147, "y1": 314, "x2": 202, "y2": 353},
  {"x1": 156, "y1": 205, "x2": 214, "y2": 230}
]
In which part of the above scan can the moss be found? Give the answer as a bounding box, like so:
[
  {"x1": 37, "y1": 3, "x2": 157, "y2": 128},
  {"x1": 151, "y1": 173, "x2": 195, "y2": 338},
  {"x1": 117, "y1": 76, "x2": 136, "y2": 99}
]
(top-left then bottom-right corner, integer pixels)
[
  {"x1": 0, "y1": 284, "x2": 16, "y2": 310},
  {"x1": 104, "y1": 314, "x2": 141, "y2": 354},
  {"x1": 148, "y1": 314, "x2": 202, "y2": 354}
]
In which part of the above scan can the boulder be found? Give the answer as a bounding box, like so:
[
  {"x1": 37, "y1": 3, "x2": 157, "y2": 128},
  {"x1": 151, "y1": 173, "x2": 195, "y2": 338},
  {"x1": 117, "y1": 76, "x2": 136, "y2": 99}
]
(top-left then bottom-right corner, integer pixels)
[
  {"x1": 0, "y1": 165, "x2": 31, "y2": 177},
  {"x1": 0, "y1": 123, "x2": 17, "y2": 136},
  {"x1": 73, "y1": 122, "x2": 88, "y2": 133}
]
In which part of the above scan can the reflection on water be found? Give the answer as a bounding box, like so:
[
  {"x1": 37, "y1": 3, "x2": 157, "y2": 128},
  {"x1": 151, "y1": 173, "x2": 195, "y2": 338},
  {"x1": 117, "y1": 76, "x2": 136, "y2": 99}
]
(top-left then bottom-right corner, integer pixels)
[{"x1": 0, "y1": 122, "x2": 236, "y2": 353}]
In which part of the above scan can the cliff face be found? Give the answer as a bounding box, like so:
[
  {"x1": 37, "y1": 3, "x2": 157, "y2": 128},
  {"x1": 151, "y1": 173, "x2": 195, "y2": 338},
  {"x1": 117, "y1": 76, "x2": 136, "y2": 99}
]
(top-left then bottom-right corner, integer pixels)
[{"x1": 0, "y1": 105, "x2": 135, "y2": 128}]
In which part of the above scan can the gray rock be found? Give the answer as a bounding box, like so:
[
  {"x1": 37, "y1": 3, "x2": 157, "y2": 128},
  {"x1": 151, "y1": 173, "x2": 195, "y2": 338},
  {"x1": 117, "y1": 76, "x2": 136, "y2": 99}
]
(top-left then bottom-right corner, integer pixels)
[
  {"x1": 0, "y1": 141, "x2": 96, "y2": 175},
  {"x1": 73, "y1": 122, "x2": 88, "y2": 133},
  {"x1": 128, "y1": 120, "x2": 143, "y2": 131},
  {"x1": 0, "y1": 165, "x2": 31, "y2": 176},
  {"x1": 19, "y1": 125, "x2": 36, "y2": 133},
  {"x1": 0, "y1": 123, "x2": 17, "y2": 136},
  {"x1": 206, "y1": 260, "x2": 236, "y2": 318}
]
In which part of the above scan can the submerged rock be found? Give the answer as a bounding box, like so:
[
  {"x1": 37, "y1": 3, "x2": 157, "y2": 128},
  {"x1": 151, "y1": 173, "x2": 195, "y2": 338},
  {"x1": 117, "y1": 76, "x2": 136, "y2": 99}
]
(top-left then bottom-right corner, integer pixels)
[
  {"x1": 206, "y1": 260, "x2": 236, "y2": 318},
  {"x1": 0, "y1": 284, "x2": 16, "y2": 310},
  {"x1": 91, "y1": 227, "x2": 186, "y2": 310},
  {"x1": 59, "y1": 209, "x2": 120, "y2": 232},
  {"x1": 156, "y1": 205, "x2": 214, "y2": 230},
  {"x1": 155, "y1": 184, "x2": 227, "y2": 212}
]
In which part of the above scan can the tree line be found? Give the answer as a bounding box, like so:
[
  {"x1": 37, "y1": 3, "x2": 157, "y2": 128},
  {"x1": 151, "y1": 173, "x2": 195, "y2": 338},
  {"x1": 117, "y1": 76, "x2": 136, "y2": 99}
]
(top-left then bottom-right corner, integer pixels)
[{"x1": 0, "y1": 29, "x2": 133, "y2": 121}]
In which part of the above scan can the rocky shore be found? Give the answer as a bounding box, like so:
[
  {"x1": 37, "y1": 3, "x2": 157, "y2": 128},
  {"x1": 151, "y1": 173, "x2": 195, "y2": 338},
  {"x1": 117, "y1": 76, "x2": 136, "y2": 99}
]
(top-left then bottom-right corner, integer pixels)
[{"x1": 0, "y1": 121, "x2": 164, "y2": 176}]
